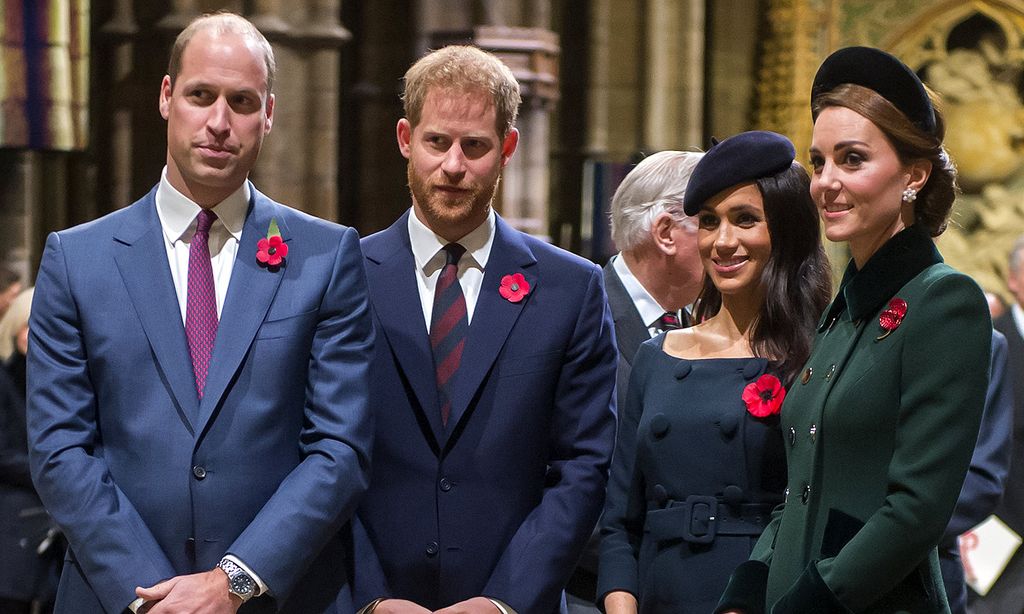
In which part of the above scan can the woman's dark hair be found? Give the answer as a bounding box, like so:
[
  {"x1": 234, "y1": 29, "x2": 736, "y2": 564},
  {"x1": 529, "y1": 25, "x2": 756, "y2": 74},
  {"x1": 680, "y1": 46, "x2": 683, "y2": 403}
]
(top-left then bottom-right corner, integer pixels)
[
  {"x1": 694, "y1": 163, "x2": 832, "y2": 386},
  {"x1": 812, "y1": 83, "x2": 956, "y2": 237}
]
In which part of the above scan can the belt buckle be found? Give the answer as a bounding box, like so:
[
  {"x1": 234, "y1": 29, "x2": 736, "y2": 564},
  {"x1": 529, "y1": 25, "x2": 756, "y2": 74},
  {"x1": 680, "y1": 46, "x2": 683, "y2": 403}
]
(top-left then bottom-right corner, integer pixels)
[{"x1": 681, "y1": 495, "x2": 718, "y2": 544}]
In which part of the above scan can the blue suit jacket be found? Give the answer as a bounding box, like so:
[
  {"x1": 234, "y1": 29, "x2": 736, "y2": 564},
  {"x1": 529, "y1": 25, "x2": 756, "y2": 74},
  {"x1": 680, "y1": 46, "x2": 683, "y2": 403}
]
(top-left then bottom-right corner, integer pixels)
[
  {"x1": 353, "y1": 211, "x2": 617, "y2": 613},
  {"x1": 27, "y1": 185, "x2": 375, "y2": 613}
]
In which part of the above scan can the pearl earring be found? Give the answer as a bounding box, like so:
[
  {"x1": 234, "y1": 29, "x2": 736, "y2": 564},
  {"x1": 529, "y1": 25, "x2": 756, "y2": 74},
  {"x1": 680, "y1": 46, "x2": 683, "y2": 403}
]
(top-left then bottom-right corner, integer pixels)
[{"x1": 902, "y1": 187, "x2": 917, "y2": 203}]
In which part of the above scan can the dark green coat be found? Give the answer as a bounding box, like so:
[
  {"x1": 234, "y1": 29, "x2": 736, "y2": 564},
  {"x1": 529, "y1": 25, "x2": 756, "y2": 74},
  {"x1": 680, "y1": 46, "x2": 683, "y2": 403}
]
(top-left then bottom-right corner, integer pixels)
[{"x1": 718, "y1": 226, "x2": 991, "y2": 614}]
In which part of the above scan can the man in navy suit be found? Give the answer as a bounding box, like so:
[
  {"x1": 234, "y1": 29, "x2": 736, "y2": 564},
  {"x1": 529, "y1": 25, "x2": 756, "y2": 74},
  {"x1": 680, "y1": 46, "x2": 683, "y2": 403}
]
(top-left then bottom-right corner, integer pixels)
[
  {"x1": 27, "y1": 13, "x2": 374, "y2": 613},
  {"x1": 354, "y1": 46, "x2": 618, "y2": 614}
]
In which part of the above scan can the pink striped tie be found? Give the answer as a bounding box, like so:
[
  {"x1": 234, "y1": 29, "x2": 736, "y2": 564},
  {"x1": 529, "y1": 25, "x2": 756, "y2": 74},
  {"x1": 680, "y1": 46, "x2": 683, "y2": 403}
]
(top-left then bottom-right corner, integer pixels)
[{"x1": 186, "y1": 209, "x2": 218, "y2": 399}]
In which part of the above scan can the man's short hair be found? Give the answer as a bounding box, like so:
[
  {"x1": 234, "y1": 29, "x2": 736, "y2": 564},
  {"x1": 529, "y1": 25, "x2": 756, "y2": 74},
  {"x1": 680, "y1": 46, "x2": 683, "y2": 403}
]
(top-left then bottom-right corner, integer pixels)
[
  {"x1": 1010, "y1": 234, "x2": 1024, "y2": 275},
  {"x1": 167, "y1": 12, "x2": 276, "y2": 95},
  {"x1": 610, "y1": 151, "x2": 704, "y2": 252},
  {"x1": 402, "y1": 45, "x2": 521, "y2": 138}
]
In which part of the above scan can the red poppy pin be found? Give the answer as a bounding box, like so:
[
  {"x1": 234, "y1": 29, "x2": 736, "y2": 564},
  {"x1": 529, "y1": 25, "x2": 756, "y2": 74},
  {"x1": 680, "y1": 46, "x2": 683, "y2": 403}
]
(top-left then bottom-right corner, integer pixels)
[
  {"x1": 499, "y1": 273, "x2": 530, "y2": 303},
  {"x1": 876, "y1": 297, "x2": 907, "y2": 341},
  {"x1": 256, "y1": 218, "x2": 288, "y2": 268},
  {"x1": 742, "y1": 374, "x2": 786, "y2": 418}
]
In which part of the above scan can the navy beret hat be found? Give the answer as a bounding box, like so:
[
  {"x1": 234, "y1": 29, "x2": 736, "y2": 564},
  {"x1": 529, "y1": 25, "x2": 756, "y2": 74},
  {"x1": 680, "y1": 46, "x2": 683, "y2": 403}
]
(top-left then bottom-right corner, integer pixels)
[
  {"x1": 811, "y1": 46, "x2": 936, "y2": 136},
  {"x1": 683, "y1": 131, "x2": 796, "y2": 216}
]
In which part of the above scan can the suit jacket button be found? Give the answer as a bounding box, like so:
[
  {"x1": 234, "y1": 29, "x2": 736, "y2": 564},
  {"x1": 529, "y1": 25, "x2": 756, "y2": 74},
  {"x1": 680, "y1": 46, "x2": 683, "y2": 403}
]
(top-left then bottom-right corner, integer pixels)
[
  {"x1": 649, "y1": 414, "x2": 670, "y2": 439},
  {"x1": 801, "y1": 484, "x2": 811, "y2": 504},
  {"x1": 788, "y1": 427, "x2": 796, "y2": 446},
  {"x1": 439, "y1": 477, "x2": 452, "y2": 492},
  {"x1": 801, "y1": 367, "x2": 813, "y2": 384},
  {"x1": 651, "y1": 484, "x2": 669, "y2": 506},
  {"x1": 824, "y1": 364, "x2": 836, "y2": 380},
  {"x1": 192, "y1": 465, "x2": 207, "y2": 480},
  {"x1": 809, "y1": 424, "x2": 817, "y2": 443},
  {"x1": 426, "y1": 542, "x2": 439, "y2": 557}
]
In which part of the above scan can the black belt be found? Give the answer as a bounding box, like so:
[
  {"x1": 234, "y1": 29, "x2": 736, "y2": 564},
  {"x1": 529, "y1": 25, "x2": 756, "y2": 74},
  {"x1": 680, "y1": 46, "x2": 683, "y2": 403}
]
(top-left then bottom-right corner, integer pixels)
[{"x1": 644, "y1": 495, "x2": 773, "y2": 544}]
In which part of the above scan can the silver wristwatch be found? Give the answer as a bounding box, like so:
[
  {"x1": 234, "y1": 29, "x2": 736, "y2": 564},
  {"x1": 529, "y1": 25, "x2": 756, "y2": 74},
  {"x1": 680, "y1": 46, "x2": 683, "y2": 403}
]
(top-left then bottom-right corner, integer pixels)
[{"x1": 217, "y1": 558, "x2": 256, "y2": 602}]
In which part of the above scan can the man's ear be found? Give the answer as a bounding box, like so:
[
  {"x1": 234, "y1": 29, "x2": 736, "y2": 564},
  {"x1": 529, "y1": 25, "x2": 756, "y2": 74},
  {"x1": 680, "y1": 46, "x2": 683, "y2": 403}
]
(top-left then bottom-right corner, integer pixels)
[
  {"x1": 159, "y1": 75, "x2": 172, "y2": 120},
  {"x1": 500, "y1": 127, "x2": 519, "y2": 167},
  {"x1": 263, "y1": 93, "x2": 275, "y2": 134},
  {"x1": 397, "y1": 118, "x2": 412, "y2": 159},
  {"x1": 650, "y1": 212, "x2": 679, "y2": 256}
]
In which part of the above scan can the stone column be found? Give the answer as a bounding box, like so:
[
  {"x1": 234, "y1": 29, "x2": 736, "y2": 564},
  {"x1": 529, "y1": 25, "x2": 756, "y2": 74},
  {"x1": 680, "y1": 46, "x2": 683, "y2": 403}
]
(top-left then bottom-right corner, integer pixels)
[{"x1": 644, "y1": 0, "x2": 703, "y2": 151}]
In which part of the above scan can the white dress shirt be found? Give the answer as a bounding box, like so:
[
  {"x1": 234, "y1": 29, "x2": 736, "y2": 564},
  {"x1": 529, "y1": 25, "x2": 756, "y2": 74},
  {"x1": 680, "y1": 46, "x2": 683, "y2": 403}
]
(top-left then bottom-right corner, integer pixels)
[
  {"x1": 154, "y1": 168, "x2": 247, "y2": 322},
  {"x1": 408, "y1": 207, "x2": 495, "y2": 329},
  {"x1": 611, "y1": 253, "x2": 685, "y2": 337}
]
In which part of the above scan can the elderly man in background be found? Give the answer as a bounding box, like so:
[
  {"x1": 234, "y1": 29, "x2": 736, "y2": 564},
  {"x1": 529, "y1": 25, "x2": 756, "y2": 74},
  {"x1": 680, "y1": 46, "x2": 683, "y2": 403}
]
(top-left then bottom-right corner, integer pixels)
[{"x1": 567, "y1": 150, "x2": 705, "y2": 612}]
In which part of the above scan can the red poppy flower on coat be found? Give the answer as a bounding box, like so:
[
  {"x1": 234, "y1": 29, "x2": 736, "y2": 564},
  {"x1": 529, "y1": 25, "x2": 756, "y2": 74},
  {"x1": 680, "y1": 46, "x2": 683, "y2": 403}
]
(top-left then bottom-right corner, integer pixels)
[
  {"x1": 499, "y1": 273, "x2": 530, "y2": 303},
  {"x1": 879, "y1": 297, "x2": 907, "y2": 333},
  {"x1": 257, "y1": 235, "x2": 288, "y2": 267},
  {"x1": 742, "y1": 374, "x2": 786, "y2": 418}
]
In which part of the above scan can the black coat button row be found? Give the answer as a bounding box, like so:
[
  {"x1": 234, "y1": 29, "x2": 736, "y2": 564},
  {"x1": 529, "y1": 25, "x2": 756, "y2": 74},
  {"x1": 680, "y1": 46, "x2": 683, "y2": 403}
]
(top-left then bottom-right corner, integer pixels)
[
  {"x1": 192, "y1": 465, "x2": 207, "y2": 480},
  {"x1": 439, "y1": 477, "x2": 452, "y2": 492},
  {"x1": 426, "y1": 541, "x2": 439, "y2": 556}
]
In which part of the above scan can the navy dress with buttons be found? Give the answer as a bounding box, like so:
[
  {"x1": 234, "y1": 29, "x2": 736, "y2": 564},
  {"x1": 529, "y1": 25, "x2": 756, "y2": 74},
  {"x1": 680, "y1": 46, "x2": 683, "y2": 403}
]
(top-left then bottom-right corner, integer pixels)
[{"x1": 598, "y1": 335, "x2": 786, "y2": 612}]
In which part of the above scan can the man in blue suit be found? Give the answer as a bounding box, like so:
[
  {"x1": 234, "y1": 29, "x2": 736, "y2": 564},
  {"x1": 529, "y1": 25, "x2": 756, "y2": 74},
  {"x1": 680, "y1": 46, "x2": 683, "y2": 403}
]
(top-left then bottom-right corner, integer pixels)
[
  {"x1": 27, "y1": 13, "x2": 374, "y2": 614},
  {"x1": 354, "y1": 46, "x2": 618, "y2": 614}
]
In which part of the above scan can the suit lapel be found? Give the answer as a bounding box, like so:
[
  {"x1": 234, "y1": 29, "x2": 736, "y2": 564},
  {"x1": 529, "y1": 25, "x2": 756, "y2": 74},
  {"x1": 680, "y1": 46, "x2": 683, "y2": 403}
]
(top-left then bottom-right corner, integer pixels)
[
  {"x1": 112, "y1": 188, "x2": 200, "y2": 432},
  {"x1": 364, "y1": 212, "x2": 445, "y2": 445},
  {"x1": 194, "y1": 188, "x2": 286, "y2": 436},
  {"x1": 443, "y1": 217, "x2": 536, "y2": 445},
  {"x1": 603, "y1": 262, "x2": 649, "y2": 366}
]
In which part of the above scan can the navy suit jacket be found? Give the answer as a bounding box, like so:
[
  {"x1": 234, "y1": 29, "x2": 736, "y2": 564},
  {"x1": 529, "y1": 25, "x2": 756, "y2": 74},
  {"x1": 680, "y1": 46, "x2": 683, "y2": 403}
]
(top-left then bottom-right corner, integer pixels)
[
  {"x1": 27, "y1": 185, "x2": 375, "y2": 613},
  {"x1": 354, "y1": 211, "x2": 618, "y2": 613}
]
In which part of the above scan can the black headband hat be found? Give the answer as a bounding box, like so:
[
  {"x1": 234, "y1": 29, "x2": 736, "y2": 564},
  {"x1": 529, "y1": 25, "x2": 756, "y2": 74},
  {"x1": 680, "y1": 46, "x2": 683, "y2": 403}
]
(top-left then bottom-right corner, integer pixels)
[
  {"x1": 683, "y1": 130, "x2": 796, "y2": 216},
  {"x1": 811, "y1": 46, "x2": 936, "y2": 136}
]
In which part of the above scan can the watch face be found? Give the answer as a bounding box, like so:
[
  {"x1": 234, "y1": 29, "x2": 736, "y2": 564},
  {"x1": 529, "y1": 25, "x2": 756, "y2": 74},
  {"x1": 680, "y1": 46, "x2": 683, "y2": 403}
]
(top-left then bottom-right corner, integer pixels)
[{"x1": 231, "y1": 574, "x2": 254, "y2": 596}]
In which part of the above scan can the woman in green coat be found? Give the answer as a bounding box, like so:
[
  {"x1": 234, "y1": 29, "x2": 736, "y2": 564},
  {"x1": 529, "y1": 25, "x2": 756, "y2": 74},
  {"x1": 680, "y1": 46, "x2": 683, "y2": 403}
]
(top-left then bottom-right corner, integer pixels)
[{"x1": 717, "y1": 46, "x2": 991, "y2": 614}]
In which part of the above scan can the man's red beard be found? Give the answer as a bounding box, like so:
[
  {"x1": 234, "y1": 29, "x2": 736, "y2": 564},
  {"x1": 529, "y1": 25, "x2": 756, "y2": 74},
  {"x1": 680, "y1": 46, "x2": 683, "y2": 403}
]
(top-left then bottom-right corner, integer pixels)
[{"x1": 407, "y1": 162, "x2": 500, "y2": 230}]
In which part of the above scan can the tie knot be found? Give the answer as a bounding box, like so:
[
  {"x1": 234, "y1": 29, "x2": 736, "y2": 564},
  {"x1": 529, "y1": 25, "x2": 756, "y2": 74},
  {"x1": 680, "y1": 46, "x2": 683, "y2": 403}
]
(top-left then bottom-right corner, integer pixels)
[
  {"x1": 658, "y1": 311, "x2": 683, "y2": 331},
  {"x1": 195, "y1": 209, "x2": 218, "y2": 235},
  {"x1": 442, "y1": 243, "x2": 466, "y2": 267}
]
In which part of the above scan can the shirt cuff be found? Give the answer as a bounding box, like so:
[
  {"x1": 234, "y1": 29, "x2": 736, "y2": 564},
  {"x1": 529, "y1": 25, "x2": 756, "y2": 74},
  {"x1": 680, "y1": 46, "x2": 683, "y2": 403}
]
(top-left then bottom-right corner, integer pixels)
[
  {"x1": 489, "y1": 598, "x2": 518, "y2": 614},
  {"x1": 223, "y1": 554, "x2": 270, "y2": 597},
  {"x1": 128, "y1": 597, "x2": 145, "y2": 612}
]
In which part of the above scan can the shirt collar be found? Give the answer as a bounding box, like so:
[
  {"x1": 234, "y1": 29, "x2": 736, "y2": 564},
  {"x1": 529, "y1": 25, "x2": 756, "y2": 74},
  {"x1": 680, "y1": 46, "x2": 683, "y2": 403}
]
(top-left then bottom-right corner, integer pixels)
[
  {"x1": 611, "y1": 253, "x2": 666, "y2": 328},
  {"x1": 408, "y1": 207, "x2": 495, "y2": 274},
  {"x1": 820, "y1": 224, "x2": 942, "y2": 329},
  {"x1": 155, "y1": 167, "x2": 249, "y2": 244}
]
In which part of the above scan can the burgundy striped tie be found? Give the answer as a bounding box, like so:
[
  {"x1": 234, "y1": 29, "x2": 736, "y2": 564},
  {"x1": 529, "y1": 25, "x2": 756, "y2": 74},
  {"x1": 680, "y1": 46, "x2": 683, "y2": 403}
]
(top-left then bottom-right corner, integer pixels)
[
  {"x1": 186, "y1": 209, "x2": 218, "y2": 399},
  {"x1": 430, "y1": 243, "x2": 468, "y2": 425}
]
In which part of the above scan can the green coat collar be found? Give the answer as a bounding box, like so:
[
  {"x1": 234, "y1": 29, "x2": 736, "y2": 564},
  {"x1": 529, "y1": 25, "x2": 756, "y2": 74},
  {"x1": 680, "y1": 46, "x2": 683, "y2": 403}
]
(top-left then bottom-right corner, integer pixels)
[{"x1": 819, "y1": 225, "x2": 942, "y2": 330}]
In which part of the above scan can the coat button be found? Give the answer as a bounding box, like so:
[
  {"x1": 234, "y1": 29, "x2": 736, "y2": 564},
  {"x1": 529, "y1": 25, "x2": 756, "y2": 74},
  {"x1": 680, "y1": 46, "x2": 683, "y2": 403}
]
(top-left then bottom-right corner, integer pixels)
[
  {"x1": 719, "y1": 413, "x2": 738, "y2": 438},
  {"x1": 801, "y1": 367, "x2": 813, "y2": 384},
  {"x1": 788, "y1": 427, "x2": 796, "y2": 446},
  {"x1": 425, "y1": 541, "x2": 439, "y2": 556},
  {"x1": 824, "y1": 364, "x2": 836, "y2": 380},
  {"x1": 809, "y1": 424, "x2": 817, "y2": 443},
  {"x1": 801, "y1": 484, "x2": 811, "y2": 504},
  {"x1": 784, "y1": 487, "x2": 790, "y2": 502},
  {"x1": 651, "y1": 484, "x2": 669, "y2": 506},
  {"x1": 439, "y1": 477, "x2": 452, "y2": 492},
  {"x1": 192, "y1": 465, "x2": 207, "y2": 480},
  {"x1": 649, "y1": 414, "x2": 670, "y2": 438},
  {"x1": 674, "y1": 362, "x2": 692, "y2": 380},
  {"x1": 742, "y1": 362, "x2": 763, "y2": 379},
  {"x1": 723, "y1": 485, "x2": 744, "y2": 505}
]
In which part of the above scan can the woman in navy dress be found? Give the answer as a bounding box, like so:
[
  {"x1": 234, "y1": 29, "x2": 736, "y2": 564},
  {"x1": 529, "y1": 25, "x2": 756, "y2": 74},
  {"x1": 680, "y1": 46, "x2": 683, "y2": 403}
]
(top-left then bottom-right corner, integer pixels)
[{"x1": 598, "y1": 132, "x2": 832, "y2": 613}]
